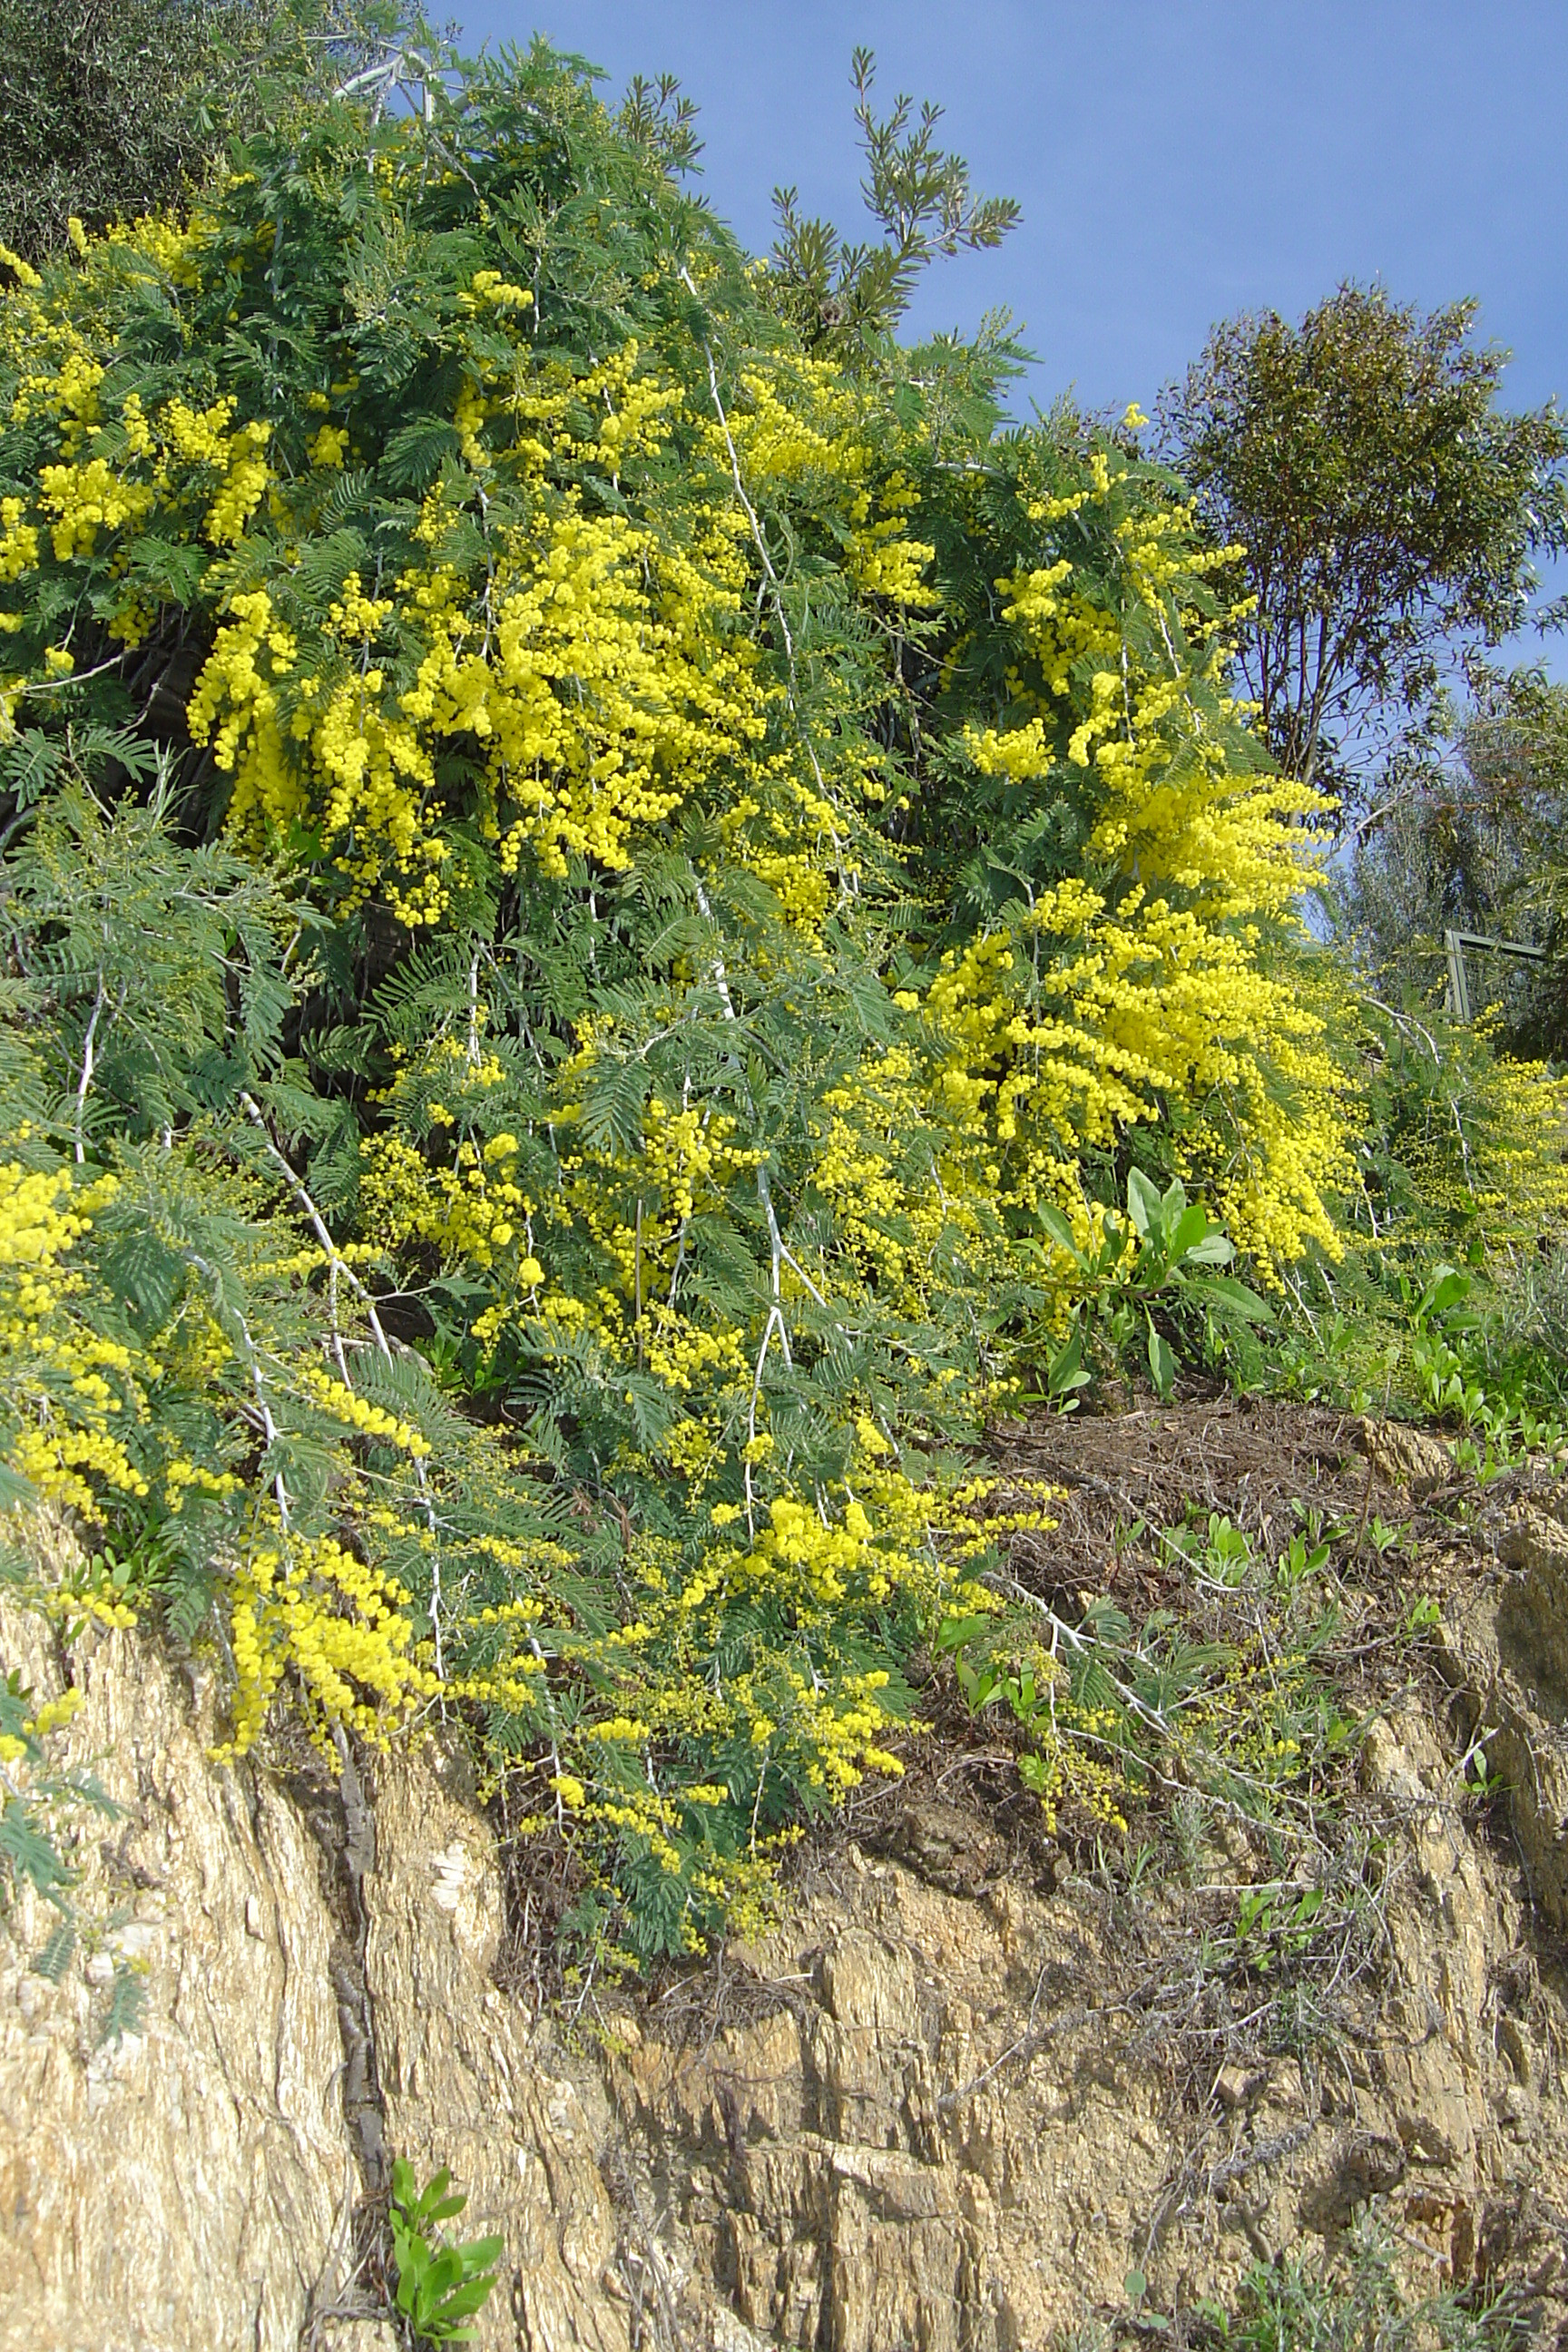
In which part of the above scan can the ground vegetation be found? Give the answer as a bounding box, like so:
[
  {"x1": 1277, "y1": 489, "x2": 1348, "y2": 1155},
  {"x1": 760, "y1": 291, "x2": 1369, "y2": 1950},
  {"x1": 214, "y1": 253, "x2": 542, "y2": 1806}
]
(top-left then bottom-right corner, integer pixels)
[{"x1": 0, "y1": 22, "x2": 1563, "y2": 2024}]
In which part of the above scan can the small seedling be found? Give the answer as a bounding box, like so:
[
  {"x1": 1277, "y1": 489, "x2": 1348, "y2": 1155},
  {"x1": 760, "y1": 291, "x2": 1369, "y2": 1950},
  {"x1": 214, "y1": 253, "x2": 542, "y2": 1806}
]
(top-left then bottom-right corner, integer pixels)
[
  {"x1": 1276, "y1": 1531, "x2": 1329, "y2": 1594},
  {"x1": 1125, "y1": 1840, "x2": 1157, "y2": 1899},
  {"x1": 1122, "y1": 2269, "x2": 1171, "y2": 2331},
  {"x1": 388, "y1": 2160, "x2": 503, "y2": 2347},
  {"x1": 1200, "y1": 1514, "x2": 1254, "y2": 1588},
  {"x1": 1234, "y1": 1883, "x2": 1324, "y2": 1970}
]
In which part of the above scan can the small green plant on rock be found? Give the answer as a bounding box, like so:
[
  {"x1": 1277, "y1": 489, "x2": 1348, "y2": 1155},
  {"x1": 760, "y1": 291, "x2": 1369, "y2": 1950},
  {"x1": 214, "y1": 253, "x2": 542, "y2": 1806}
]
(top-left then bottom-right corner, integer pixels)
[
  {"x1": 388, "y1": 2160, "x2": 502, "y2": 2347},
  {"x1": 0, "y1": 1666, "x2": 112, "y2": 1914},
  {"x1": 1192, "y1": 2205, "x2": 1525, "y2": 2351}
]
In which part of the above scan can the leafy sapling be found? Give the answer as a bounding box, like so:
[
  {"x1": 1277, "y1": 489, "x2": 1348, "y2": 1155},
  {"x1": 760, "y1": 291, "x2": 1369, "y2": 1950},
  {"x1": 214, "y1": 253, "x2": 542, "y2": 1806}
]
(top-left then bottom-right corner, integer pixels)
[
  {"x1": 768, "y1": 46, "x2": 1019, "y2": 355},
  {"x1": 1276, "y1": 1531, "x2": 1331, "y2": 1597},
  {"x1": 1233, "y1": 1883, "x2": 1325, "y2": 1972},
  {"x1": 388, "y1": 2159, "x2": 503, "y2": 2347},
  {"x1": 1029, "y1": 1172, "x2": 1271, "y2": 1407}
]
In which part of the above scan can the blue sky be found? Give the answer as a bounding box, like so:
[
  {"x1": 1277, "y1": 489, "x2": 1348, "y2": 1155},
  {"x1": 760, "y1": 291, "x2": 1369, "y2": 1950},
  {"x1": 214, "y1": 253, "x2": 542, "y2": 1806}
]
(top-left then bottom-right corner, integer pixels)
[{"x1": 456, "y1": 0, "x2": 1568, "y2": 646}]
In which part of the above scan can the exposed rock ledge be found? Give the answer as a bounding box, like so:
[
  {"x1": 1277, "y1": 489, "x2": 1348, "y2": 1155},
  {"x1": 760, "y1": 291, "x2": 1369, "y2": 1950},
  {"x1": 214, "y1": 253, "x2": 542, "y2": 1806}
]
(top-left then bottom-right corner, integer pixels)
[{"x1": 5, "y1": 1462, "x2": 1568, "y2": 2349}]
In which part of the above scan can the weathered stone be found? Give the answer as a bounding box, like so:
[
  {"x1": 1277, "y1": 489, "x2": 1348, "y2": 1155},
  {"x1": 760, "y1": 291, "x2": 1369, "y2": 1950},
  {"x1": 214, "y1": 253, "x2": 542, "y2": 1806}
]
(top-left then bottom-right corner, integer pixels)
[
  {"x1": 363, "y1": 1744, "x2": 626, "y2": 2352},
  {"x1": 1439, "y1": 1501, "x2": 1568, "y2": 1929},
  {"x1": 0, "y1": 1585, "x2": 628, "y2": 2352},
  {"x1": 1355, "y1": 1417, "x2": 1455, "y2": 1499},
  {"x1": 0, "y1": 1600, "x2": 348, "y2": 2352}
]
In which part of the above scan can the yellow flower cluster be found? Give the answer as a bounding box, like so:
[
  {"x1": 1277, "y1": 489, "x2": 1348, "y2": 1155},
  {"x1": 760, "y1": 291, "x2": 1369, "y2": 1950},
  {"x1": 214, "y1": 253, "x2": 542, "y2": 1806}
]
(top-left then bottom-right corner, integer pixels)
[
  {"x1": 215, "y1": 1534, "x2": 435, "y2": 1761},
  {"x1": 718, "y1": 360, "x2": 937, "y2": 608},
  {"x1": 29, "y1": 392, "x2": 268, "y2": 574},
  {"x1": 0, "y1": 1132, "x2": 460, "y2": 1788},
  {"x1": 38, "y1": 456, "x2": 153, "y2": 560},
  {"x1": 360, "y1": 1128, "x2": 528, "y2": 1274},
  {"x1": 181, "y1": 496, "x2": 767, "y2": 920},
  {"x1": 1340, "y1": 995, "x2": 1568, "y2": 1262},
  {"x1": 298, "y1": 1366, "x2": 431, "y2": 1455},
  {"x1": 922, "y1": 461, "x2": 1351, "y2": 1266},
  {"x1": 1423, "y1": 1049, "x2": 1568, "y2": 1250},
  {"x1": 0, "y1": 209, "x2": 946, "y2": 943},
  {"x1": 0, "y1": 1681, "x2": 82, "y2": 1770},
  {"x1": 554, "y1": 1440, "x2": 994, "y2": 1819},
  {"x1": 0, "y1": 183, "x2": 1403, "y2": 1951},
  {"x1": 0, "y1": 1161, "x2": 149, "y2": 1515}
]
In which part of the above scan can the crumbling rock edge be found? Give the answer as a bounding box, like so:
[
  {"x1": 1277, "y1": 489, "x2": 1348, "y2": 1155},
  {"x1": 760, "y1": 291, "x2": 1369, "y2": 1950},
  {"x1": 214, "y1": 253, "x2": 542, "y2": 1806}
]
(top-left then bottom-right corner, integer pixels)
[{"x1": 4, "y1": 1445, "x2": 1568, "y2": 2350}]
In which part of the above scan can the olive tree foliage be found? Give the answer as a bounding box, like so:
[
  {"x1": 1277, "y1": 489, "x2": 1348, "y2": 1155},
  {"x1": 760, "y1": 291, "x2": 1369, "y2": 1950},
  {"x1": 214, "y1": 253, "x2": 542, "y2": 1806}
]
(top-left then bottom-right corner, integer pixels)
[
  {"x1": 0, "y1": 0, "x2": 401, "y2": 262},
  {"x1": 765, "y1": 47, "x2": 1021, "y2": 359},
  {"x1": 1159, "y1": 286, "x2": 1568, "y2": 797}
]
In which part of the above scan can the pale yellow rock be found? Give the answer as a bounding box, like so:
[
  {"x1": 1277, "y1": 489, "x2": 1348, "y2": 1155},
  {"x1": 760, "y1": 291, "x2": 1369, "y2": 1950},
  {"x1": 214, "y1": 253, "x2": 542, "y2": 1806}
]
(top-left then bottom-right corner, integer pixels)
[
  {"x1": 0, "y1": 1600, "x2": 349, "y2": 2352},
  {"x1": 0, "y1": 1587, "x2": 629, "y2": 2352},
  {"x1": 1442, "y1": 1490, "x2": 1568, "y2": 1926},
  {"x1": 363, "y1": 1744, "x2": 628, "y2": 2352},
  {"x1": 1355, "y1": 1416, "x2": 1455, "y2": 1499}
]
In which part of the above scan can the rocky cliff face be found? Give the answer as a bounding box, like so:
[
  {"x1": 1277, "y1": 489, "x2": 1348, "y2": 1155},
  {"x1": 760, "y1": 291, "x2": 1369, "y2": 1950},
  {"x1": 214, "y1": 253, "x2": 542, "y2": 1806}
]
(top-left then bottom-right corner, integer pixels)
[
  {"x1": 0, "y1": 1591, "x2": 623, "y2": 2352},
  {"x1": 5, "y1": 1434, "x2": 1568, "y2": 2351}
]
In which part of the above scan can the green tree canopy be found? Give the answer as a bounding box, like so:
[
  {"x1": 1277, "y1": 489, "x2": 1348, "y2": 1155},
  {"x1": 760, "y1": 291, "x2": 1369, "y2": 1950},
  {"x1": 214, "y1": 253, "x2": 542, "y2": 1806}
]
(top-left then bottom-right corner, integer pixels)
[
  {"x1": 0, "y1": 0, "x2": 397, "y2": 263},
  {"x1": 1343, "y1": 666, "x2": 1568, "y2": 1054},
  {"x1": 1159, "y1": 285, "x2": 1568, "y2": 796},
  {"x1": 765, "y1": 46, "x2": 1021, "y2": 360}
]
